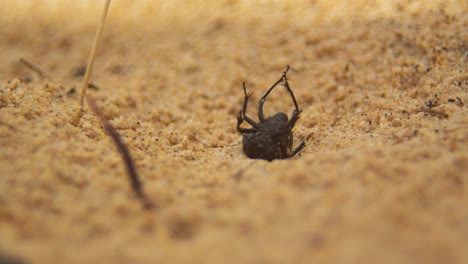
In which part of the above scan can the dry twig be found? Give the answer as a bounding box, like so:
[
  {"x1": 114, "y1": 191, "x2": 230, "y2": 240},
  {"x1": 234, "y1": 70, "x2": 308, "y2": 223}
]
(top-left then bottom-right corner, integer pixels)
[
  {"x1": 74, "y1": 0, "x2": 111, "y2": 124},
  {"x1": 87, "y1": 97, "x2": 154, "y2": 209},
  {"x1": 19, "y1": 58, "x2": 49, "y2": 80}
]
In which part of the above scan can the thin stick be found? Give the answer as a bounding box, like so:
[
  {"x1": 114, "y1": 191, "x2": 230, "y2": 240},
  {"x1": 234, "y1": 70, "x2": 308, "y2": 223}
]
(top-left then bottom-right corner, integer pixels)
[
  {"x1": 78, "y1": 0, "x2": 112, "y2": 111},
  {"x1": 18, "y1": 57, "x2": 102, "y2": 93},
  {"x1": 231, "y1": 161, "x2": 256, "y2": 182},
  {"x1": 206, "y1": 143, "x2": 240, "y2": 148},
  {"x1": 0, "y1": 120, "x2": 19, "y2": 131},
  {"x1": 419, "y1": 107, "x2": 449, "y2": 119},
  {"x1": 19, "y1": 58, "x2": 49, "y2": 79},
  {"x1": 87, "y1": 97, "x2": 154, "y2": 209}
]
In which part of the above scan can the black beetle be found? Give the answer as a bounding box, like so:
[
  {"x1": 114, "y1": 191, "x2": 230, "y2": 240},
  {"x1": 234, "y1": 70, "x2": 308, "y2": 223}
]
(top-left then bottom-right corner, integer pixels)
[{"x1": 236, "y1": 66, "x2": 310, "y2": 161}]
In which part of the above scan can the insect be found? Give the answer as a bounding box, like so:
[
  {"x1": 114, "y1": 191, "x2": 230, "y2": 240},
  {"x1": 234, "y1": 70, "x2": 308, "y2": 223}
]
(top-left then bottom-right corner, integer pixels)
[{"x1": 236, "y1": 66, "x2": 310, "y2": 161}]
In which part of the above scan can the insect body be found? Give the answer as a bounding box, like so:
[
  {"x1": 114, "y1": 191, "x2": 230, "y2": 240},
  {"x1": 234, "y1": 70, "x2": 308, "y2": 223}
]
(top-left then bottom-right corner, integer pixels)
[{"x1": 236, "y1": 66, "x2": 310, "y2": 161}]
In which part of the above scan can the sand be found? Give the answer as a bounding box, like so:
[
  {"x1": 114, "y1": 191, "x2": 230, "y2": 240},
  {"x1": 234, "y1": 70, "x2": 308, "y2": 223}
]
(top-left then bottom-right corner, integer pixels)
[{"x1": 0, "y1": 0, "x2": 467, "y2": 263}]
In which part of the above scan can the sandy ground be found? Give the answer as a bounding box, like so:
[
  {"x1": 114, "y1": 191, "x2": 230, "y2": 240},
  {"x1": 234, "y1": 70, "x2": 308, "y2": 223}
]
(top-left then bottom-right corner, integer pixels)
[{"x1": 0, "y1": 0, "x2": 467, "y2": 263}]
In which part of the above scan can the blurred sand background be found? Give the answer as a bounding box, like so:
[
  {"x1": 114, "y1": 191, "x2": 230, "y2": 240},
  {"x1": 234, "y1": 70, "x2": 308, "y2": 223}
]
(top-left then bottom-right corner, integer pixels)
[{"x1": 0, "y1": 0, "x2": 467, "y2": 263}]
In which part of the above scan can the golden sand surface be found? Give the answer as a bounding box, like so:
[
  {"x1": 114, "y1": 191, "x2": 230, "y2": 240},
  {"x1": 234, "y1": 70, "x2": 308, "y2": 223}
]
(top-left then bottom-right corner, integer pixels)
[{"x1": 0, "y1": 0, "x2": 467, "y2": 263}]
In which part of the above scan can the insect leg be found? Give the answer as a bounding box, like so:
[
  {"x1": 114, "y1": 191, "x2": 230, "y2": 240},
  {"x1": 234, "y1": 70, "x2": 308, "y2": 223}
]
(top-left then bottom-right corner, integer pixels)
[
  {"x1": 258, "y1": 66, "x2": 290, "y2": 123},
  {"x1": 237, "y1": 111, "x2": 258, "y2": 133},
  {"x1": 240, "y1": 82, "x2": 251, "y2": 117},
  {"x1": 237, "y1": 83, "x2": 259, "y2": 133},
  {"x1": 285, "y1": 108, "x2": 302, "y2": 129},
  {"x1": 282, "y1": 67, "x2": 301, "y2": 113},
  {"x1": 287, "y1": 135, "x2": 311, "y2": 158}
]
